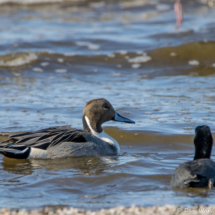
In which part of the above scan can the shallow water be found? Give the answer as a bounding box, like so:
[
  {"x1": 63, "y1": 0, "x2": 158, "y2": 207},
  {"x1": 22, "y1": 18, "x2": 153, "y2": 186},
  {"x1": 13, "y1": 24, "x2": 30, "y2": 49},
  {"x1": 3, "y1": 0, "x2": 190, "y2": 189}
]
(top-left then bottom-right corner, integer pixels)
[{"x1": 0, "y1": 0, "x2": 215, "y2": 210}]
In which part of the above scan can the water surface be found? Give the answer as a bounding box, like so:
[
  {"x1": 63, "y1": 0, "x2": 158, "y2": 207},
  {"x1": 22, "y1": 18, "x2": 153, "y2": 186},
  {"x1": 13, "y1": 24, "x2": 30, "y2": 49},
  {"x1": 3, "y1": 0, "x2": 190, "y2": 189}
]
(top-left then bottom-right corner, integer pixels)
[{"x1": 0, "y1": 0, "x2": 215, "y2": 209}]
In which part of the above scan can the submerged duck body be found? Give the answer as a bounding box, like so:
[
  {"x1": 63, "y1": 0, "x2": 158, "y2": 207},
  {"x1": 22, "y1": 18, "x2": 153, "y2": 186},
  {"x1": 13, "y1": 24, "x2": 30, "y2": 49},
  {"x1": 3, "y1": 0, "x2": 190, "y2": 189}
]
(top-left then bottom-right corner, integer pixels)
[
  {"x1": 171, "y1": 125, "x2": 215, "y2": 189},
  {"x1": 0, "y1": 98, "x2": 135, "y2": 159}
]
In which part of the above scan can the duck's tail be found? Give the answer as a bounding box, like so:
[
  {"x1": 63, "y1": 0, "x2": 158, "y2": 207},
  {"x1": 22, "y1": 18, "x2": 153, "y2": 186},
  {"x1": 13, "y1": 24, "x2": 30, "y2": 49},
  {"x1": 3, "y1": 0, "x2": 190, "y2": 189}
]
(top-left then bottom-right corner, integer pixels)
[{"x1": 0, "y1": 147, "x2": 30, "y2": 159}]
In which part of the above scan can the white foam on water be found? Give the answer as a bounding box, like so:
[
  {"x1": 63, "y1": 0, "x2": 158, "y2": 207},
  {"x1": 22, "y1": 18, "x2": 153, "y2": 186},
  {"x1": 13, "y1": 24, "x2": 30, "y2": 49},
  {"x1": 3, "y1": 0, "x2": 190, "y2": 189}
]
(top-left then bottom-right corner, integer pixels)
[
  {"x1": 107, "y1": 53, "x2": 115, "y2": 58},
  {"x1": 12, "y1": 72, "x2": 21, "y2": 77},
  {"x1": 112, "y1": 72, "x2": 121, "y2": 77},
  {"x1": 41, "y1": 62, "x2": 49, "y2": 67},
  {"x1": 119, "y1": 50, "x2": 127, "y2": 55},
  {"x1": 131, "y1": 63, "x2": 141, "y2": 69},
  {"x1": 75, "y1": 41, "x2": 100, "y2": 50},
  {"x1": 57, "y1": 58, "x2": 64, "y2": 63},
  {"x1": 170, "y1": 52, "x2": 177, "y2": 57},
  {"x1": 136, "y1": 51, "x2": 146, "y2": 55},
  {"x1": 55, "y1": 69, "x2": 67, "y2": 73},
  {"x1": 188, "y1": 60, "x2": 199, "y2": 66},
  {"x1": 128, "y1": 55, "x2": 151, "y2": 63},
  {"x1": 0, "y1": 52, "x2": 38, "y2": 67},
  {"x1": 32, "y1": 67, "x2": 43, "y2": 73}
]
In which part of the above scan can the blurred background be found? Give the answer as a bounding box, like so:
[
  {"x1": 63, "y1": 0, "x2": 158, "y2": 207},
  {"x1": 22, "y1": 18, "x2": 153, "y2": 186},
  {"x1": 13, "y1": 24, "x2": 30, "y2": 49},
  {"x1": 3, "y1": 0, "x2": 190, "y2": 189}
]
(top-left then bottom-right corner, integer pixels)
[{"x1": 0, "y1": 0, "x2": 215, "y2": 210}]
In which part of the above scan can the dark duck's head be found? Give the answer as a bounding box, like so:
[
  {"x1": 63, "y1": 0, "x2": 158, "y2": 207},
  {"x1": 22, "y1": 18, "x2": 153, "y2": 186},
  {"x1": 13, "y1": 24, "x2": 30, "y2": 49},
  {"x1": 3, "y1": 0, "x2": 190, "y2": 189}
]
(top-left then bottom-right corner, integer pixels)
[{"x1": 194, "y1": 125, "x2": 213, "y2": 160}]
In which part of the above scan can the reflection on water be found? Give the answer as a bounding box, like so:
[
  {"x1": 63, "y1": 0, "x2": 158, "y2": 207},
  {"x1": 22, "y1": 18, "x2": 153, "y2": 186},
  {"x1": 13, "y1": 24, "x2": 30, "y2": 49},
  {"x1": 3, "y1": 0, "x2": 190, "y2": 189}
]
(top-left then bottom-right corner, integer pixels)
[
  {"x1": 0, "y1": 0, "x2": 215, "y2": 210},
  {"x1": 2, "y1": 158, "x2": 32, "y2": 175},
  {"x1": 2, "y1": 156, "x2": 116, "y2": 175}
]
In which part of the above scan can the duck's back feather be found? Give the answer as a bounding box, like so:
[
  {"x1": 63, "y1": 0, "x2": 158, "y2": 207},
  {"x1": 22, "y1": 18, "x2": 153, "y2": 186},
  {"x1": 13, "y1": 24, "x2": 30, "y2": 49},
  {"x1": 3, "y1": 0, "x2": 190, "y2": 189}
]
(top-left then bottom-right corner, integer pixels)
[
  {"x1": 171, "y1": 159, "x2": 215, "y2": 188},
  {"x1": 0, "y1": 126, "x2": 85, "y2": 149}
]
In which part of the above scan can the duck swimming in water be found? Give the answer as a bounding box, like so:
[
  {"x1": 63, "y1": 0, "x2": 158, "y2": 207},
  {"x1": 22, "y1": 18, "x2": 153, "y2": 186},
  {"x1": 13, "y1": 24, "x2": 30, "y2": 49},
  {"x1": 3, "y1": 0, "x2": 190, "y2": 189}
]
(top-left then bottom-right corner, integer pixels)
[
  {"x1": 171, "y1": 125, "x2": 215, "y2": 189},
  {"x1": 0, "y1": 98, "x2": 135, "y2": 159}
]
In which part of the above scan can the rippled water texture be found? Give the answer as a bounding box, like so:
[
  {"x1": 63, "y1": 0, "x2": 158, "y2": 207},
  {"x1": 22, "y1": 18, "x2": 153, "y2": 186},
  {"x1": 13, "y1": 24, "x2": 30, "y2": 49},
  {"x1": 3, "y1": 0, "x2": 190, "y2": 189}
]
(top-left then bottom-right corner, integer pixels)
[{"x1": 0, "y1": 0, "x2": 215, "y2": 209}]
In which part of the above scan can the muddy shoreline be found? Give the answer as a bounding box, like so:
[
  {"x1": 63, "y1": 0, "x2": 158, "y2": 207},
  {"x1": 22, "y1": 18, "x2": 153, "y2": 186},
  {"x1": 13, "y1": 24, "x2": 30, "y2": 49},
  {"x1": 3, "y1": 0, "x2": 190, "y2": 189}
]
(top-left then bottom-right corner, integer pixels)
[{"x1": 1, "y1": 205, "x2": 215, "y2": 215}]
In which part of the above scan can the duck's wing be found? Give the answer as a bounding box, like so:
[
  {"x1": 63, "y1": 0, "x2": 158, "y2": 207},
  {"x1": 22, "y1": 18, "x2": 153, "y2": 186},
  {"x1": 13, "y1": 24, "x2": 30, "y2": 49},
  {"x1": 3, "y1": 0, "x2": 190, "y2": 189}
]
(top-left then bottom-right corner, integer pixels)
[
  {"x1": 0, "y1": 125, "x2": 73, "y2": 149},
  {"x1": 0, "y1": 126, "x2": 88, "y2": 159}
]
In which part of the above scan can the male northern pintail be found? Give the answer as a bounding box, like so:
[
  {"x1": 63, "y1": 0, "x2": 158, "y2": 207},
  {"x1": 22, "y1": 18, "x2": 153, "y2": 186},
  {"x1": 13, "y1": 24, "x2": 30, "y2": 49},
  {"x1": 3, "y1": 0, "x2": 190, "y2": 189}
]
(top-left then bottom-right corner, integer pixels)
[
  {"x1": 0, "y1": 98, "x2": 135, "y2": 159},
  {"x1": 171, "y1": 125, "x2": 215, "y2": 189}
]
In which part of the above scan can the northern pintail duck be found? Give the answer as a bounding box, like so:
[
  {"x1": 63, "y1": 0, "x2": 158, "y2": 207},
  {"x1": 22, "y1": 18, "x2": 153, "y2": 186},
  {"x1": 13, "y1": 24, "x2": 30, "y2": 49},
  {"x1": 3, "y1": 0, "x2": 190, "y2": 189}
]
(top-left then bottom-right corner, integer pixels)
[
  {"x1": 0, "y1": 98, "x2": 135, "y2": 159},
  {"x1": 171, "y1": 125, "x2": 215, "y2": 189}
]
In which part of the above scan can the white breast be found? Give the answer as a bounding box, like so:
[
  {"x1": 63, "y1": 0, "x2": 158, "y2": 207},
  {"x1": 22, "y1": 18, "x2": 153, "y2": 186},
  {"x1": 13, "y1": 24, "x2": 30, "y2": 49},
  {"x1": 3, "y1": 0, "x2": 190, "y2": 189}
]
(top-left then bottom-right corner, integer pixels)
[{"x1": 85, "y1": 116, "x2": 120, "y2": 154}]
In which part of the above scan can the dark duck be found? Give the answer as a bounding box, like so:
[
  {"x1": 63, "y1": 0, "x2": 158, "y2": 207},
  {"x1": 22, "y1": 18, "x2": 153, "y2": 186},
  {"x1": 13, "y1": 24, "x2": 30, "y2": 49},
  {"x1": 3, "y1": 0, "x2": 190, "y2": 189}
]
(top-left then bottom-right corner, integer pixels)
[{"x1": 171, "y1": 125, "x2": 215, "y2": 189}]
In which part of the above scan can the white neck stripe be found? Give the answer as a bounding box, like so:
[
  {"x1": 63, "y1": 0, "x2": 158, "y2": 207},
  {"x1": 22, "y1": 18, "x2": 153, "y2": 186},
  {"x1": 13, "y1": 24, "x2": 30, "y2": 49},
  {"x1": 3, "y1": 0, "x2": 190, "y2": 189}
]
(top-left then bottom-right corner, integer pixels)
[
  {"x1": 85, "y1": 116, "x2": 120, "y2": 154},
  {"x1": 85, "y1": 116, "x2": 97, "y2": 135}
]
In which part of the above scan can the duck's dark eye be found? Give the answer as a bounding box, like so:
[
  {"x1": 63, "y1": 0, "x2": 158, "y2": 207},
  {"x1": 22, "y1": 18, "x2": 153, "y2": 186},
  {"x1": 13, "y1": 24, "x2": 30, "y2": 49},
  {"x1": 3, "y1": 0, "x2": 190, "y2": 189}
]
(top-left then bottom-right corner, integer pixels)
[{"x1": 103, "y1": 105, "x2": 109, "y2": 110}]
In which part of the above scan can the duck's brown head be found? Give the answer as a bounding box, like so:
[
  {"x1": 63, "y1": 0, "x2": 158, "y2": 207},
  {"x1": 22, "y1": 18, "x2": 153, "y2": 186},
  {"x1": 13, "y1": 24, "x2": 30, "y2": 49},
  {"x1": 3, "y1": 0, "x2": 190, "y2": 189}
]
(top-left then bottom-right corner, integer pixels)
[{"x1": 82, "y1": 98, "x2": 135, "y2": 134}]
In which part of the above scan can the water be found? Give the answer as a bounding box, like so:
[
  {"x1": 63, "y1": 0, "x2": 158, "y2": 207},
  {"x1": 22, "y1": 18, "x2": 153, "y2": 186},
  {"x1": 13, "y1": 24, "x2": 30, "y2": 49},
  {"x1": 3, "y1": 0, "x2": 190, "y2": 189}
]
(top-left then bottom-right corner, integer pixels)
[{"x1": 0, "y1": 0, "x2": 215, "y2": 209}]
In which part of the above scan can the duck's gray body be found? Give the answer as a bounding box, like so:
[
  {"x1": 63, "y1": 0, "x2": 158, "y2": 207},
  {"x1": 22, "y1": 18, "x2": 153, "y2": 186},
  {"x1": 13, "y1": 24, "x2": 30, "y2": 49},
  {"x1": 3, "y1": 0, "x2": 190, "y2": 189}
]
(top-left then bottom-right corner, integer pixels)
[
  {"x1": 0, "y1": 98, "x2": 135, "y2": 159},
  {"x1": 0, "y1": 126, "x2": 117, "y2": 159},
  {"x1": 171, "y1": 159, "x2": 215, "y2": 188}
]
